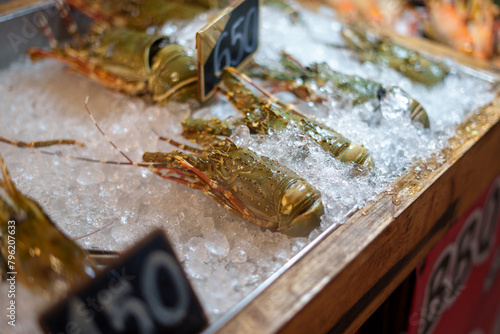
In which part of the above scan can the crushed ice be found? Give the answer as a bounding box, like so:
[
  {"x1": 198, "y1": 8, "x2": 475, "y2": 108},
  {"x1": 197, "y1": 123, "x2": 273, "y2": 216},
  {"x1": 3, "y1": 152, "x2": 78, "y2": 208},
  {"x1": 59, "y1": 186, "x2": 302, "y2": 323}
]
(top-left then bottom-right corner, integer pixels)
[{"x1": 0, "y1": 3, "x2": 496, "y2": 333}]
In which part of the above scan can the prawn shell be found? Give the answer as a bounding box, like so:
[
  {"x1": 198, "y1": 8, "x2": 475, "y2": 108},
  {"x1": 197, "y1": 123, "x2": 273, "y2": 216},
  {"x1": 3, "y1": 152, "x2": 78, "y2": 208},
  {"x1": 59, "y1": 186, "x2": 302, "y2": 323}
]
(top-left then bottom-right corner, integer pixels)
[
  {"x1": 149, "y1": 43, "x2": 198, "y2": 103},
  {"x1": 0, "y1": 155, "x2": 96, "y2": 295},
  {"x1": 88, "y1": 28, "x2": 164, "y2": 81},
  {"x1": 143, "y1": 141, "x2": 324, "y2": 237}
]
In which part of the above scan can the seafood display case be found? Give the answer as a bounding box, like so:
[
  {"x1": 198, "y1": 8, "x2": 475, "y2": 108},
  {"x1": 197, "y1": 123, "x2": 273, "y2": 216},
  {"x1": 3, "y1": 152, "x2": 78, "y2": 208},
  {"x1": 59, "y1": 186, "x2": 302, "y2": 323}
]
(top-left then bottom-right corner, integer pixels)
[{"x1": 1, "y1": 0, "x2": 500, "y2": 333}]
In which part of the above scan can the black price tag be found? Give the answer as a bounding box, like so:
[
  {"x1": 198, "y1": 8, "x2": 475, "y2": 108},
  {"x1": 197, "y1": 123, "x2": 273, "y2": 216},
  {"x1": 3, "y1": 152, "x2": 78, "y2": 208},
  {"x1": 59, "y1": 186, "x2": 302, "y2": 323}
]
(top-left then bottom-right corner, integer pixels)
[
  {"x1": 197, "y1": 0, "x2": 260, "y2": 101},
  {"x1": 40, "y1": 231, "x2": 207, "y2": 334}
]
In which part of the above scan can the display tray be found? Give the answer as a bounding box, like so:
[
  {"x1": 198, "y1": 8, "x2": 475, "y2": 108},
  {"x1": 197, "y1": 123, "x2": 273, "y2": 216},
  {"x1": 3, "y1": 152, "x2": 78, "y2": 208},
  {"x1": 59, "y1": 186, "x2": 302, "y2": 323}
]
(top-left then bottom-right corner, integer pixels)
[{"x1": 1, "y1": 1, "x2": 500, "y2": 333}]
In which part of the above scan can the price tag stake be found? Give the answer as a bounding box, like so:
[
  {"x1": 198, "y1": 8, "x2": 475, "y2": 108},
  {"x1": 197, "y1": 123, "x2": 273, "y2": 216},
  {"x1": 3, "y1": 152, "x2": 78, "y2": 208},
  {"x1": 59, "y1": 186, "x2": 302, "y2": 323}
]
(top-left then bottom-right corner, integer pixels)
[
  {"x1": 40, "y1": 231, "x2": 207, "y2": 334},
  {"x1": 197, "y1": 0, "x2": 260, "y2": 101}
]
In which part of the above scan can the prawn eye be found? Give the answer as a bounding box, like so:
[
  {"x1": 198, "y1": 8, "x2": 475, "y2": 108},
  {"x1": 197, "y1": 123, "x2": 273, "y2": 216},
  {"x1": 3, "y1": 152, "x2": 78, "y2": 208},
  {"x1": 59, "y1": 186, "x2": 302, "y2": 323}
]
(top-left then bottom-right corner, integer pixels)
[
  {"x1": 278, "y1": 180, "x2": 324, "y2": 237},
  {"x1": 377, "y1": 86, "x2": 387, "y2": 100},
  {"x1": 148, "y1": 37, "x2": 170, "y2": 69}
]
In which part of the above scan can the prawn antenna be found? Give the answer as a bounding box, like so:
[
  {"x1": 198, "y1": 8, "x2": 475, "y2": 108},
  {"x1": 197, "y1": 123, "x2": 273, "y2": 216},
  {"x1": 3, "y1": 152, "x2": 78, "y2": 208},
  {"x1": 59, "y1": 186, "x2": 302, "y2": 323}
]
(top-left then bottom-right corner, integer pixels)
[
  {"x1": 84, "y1": 96, "x2": 135, "y2": 165},
  {"x1": 0, "y1": 137, "x2": 84, "y2": 148},
  {"x1": 74, "y1": 219, "x2": 116, "y2": 240},
  {"x1": 54, "y1": 0, "x2": 81, "y2": 42},
  {"x1": 34, "y1": 149, "x2": 141, "y2": 166},
  {"x1": 224, "y1": 67, "x2": 308, "y2": 118},
  {"x1": 36, "y1": 14, "x2": 58, "y2": 49},
  {"x1": 0, "y1": 101, "x2": 163, "y2": 169}
]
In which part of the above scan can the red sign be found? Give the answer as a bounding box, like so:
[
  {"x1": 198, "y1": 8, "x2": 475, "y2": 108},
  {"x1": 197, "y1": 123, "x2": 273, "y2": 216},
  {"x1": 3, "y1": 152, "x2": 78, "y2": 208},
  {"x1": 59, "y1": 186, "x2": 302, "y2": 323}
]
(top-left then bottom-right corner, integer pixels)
[{"x1": 408, "y1": 176, "x2": 500, "y2": 334}]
